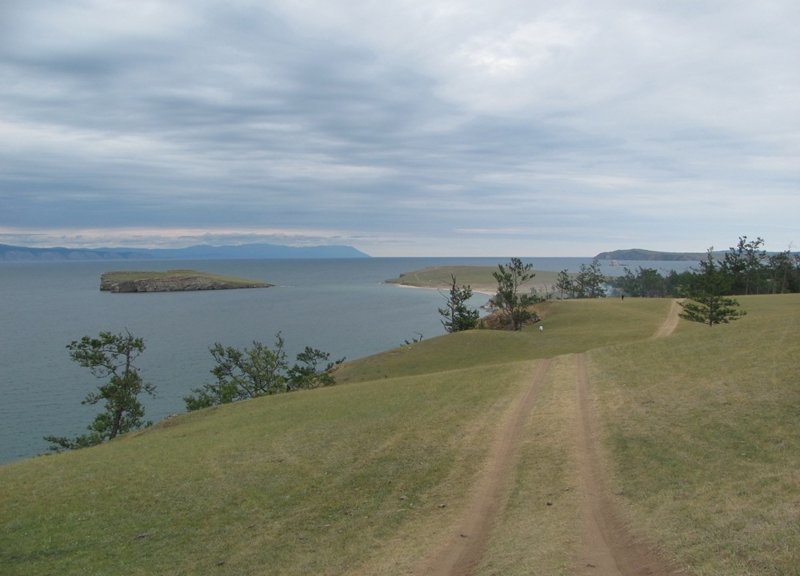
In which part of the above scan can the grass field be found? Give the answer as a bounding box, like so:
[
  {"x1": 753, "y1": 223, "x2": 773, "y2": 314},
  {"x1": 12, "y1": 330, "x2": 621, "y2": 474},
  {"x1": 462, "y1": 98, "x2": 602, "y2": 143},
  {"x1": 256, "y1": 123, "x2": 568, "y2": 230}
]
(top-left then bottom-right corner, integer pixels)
[
  {"x1": 2, "y1": 295, "x2": 798, "y2": 575},
  {"x1": 592, "y1": 294, "x2": 800, "y2": 575}
]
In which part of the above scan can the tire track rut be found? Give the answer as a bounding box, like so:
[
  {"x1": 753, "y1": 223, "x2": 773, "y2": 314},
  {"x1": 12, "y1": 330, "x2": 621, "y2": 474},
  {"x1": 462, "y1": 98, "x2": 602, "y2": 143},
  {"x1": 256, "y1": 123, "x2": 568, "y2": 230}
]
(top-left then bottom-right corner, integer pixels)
[
  {"x1": 416, "y1": 359, "x2": 552, "y2": 576},
  {"x1": 575, "y1": 352, "x2": 677, "y2": 575}
]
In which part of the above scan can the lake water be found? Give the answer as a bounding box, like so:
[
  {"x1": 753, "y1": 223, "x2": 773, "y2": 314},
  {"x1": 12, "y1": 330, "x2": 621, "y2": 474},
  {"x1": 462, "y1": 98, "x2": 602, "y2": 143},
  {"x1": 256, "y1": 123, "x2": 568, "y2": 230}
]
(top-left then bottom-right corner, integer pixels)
[{"x1": 0, "y1": 257, "x2": 695, "y2": 464}]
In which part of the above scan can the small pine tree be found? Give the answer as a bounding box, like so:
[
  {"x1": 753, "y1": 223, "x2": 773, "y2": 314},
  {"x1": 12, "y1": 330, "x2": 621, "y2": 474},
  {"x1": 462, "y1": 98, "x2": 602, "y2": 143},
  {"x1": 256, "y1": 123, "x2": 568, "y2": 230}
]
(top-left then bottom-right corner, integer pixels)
[
  {"x1": 493, "y1": 258, "x2": 538, "y2": 330},
  {"x1": 575, "y1": 259, "x2": 606, "y2": 298},
  {"x1": 556, "y1": 269, "x2": 575, "y2": 299},
  {"x1": 680, "y1": 249, "x2": 746, "y2": 326},
  {"x1": 438, "y1": 274, "x2": 479, "y2": 333}
]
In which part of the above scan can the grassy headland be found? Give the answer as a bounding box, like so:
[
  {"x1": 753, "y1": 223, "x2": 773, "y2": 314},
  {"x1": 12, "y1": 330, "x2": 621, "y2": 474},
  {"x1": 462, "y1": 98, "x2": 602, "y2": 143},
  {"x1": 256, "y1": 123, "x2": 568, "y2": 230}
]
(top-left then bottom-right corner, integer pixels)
[
  {"x1": 386, "y1": 265, "x2": 561, "y2": 295},
  {"x1": 1, "y1": 295, "x2": 798, "y2": 575}
]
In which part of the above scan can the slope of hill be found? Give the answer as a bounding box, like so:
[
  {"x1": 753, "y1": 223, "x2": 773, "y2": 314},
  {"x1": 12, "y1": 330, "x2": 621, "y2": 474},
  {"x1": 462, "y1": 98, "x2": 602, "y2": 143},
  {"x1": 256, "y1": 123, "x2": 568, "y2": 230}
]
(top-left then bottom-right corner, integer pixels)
[{"x1": 2, "y1": 295, "x2": 798, "y2": 575}]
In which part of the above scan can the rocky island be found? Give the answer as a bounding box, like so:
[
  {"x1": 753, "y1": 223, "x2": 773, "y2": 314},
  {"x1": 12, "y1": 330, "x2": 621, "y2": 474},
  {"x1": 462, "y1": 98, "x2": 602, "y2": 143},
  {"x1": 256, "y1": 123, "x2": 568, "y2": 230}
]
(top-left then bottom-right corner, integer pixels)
[{"x1": 100, "y1": 270, "x2": 272, "y2": 293}]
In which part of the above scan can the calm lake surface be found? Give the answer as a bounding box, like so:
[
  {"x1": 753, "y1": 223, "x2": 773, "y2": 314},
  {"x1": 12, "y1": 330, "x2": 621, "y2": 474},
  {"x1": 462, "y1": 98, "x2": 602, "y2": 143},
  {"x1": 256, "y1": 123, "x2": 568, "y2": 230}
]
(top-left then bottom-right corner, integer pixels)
[{"x1": 0, "y1": 257, "x2": 694, "y2": 464}]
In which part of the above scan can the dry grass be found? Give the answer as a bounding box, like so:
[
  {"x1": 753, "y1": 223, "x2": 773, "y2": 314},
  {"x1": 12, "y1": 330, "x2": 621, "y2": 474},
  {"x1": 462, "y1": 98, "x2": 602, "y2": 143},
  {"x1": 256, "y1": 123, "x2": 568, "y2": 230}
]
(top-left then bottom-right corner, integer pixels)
[
  {"x1": 592, "y1": 294, "x2": 800, "y2": 575},
  {"x1": 0, "y1": 361, "x2": 530, "y2": 576}
]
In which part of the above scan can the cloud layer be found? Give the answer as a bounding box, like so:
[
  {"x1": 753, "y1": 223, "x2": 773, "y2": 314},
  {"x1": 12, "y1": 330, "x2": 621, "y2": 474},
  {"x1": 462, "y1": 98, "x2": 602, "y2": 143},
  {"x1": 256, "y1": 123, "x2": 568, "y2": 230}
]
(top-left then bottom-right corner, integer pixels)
[{"x1": 1, "y1": 0, "x2": 798, "y2": 255}]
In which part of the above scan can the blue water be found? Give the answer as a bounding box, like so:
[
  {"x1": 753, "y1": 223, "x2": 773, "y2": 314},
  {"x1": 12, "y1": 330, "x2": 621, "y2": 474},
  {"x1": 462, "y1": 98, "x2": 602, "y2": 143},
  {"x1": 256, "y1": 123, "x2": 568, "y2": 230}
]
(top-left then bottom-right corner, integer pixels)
[{"x1": 0, "y1": 257, "x2": 695, "y2": 464}]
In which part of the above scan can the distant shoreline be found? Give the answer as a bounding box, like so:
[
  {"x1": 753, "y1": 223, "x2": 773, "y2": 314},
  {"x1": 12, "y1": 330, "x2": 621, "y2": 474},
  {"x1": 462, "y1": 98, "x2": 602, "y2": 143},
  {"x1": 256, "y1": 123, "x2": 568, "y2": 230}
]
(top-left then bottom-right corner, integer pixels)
[
  {"x1": 391, "y1": 282, "x2": 495, "y2": 297},
  {"x1": 594, "y1": 248, "x2": 706, "y2": 261},
  {"x1": 0, "y1": 242, "x2": 369, "y2": 262}
]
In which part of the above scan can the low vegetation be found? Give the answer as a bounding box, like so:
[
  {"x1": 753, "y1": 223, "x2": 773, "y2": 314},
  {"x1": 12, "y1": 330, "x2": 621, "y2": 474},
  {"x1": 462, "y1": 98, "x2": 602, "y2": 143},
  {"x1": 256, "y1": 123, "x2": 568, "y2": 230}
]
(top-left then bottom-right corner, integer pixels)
[
  {"x1": 391, "y1": 237, "x2": 800, "y2": 303},
  {"x1": 44, "y1": 331, "x2": 155, "y2": 451},
  {"x1": 47, "y1": 330, "x2": 342, "y2": 449},
  {"x1": 3, "y1": 293, "x2": 798, "y2": 575},
  {"x1": 554, "y1": 259, "x2": 607, "y2": 299},
  {"x1": 609, "y1": 236, "x2": 800, "y2": 297},
  {"x1": 185, "y1": 334, "x2": 344, "y2": 410}
]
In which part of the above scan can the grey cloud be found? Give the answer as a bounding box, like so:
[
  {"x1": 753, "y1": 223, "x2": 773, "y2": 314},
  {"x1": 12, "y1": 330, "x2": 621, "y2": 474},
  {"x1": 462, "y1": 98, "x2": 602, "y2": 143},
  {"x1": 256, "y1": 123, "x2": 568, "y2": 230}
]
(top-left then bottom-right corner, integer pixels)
[{"x1": 1, "y1": 0, "x2": 798, "y2": 255}]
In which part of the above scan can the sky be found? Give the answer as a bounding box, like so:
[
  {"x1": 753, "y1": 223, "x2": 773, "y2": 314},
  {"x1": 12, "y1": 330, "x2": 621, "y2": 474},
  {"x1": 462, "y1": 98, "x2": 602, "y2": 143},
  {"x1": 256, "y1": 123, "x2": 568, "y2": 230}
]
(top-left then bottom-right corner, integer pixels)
[{"x1": 1, "y1": 1, "x2": 798, "y2": 257}]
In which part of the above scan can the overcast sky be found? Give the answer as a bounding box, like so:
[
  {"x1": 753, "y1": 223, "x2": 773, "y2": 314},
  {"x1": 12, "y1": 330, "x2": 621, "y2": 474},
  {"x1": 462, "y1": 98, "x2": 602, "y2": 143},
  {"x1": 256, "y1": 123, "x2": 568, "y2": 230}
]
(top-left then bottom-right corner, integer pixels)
[{"x1": 1, "y1": 1, "x2": 798, "y2": 256}]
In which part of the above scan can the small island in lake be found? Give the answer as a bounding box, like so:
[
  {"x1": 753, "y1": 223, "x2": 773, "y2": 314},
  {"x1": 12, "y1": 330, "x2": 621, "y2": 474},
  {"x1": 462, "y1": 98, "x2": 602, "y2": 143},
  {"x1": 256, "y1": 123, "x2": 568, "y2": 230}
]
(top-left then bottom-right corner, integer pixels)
[{"x1": 100, "y1": 270, "x2": 272, "y2": 293}]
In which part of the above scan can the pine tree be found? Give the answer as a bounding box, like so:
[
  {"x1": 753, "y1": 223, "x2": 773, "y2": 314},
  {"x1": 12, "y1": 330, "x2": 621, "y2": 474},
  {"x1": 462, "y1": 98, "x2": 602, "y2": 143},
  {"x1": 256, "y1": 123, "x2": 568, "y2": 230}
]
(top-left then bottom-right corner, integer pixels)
[
  {"x1": 438, "y1": 274, "x2": 479, "y2": 332},
  {"x1": 493, "y1": 258, "x2": 538, "y2": 330},
  {"x1": 45, "y1": 330, "x2": 155, "y2": 451},
  {"x1": 680, "y1": 249, "x2": 746, "y2": 326}
]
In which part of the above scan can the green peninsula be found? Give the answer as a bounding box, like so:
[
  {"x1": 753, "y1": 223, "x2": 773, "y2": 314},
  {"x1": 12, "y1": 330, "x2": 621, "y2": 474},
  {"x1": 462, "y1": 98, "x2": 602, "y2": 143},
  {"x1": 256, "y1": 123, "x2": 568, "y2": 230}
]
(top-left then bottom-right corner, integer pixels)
[
  {"x1": 386, "y1": 265, "x2": 561, "y2": 294},
  {"x1": 100, "y1": 270, "x2": 272, "y2": 293}
]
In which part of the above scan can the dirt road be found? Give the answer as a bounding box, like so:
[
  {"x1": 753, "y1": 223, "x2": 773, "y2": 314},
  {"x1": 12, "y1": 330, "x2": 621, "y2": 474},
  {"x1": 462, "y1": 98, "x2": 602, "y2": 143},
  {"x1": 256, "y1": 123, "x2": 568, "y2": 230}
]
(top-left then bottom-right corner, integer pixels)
[
  {"x1": 416, "y1": 359, "x2": 552, "y2": 576},
  {"x1": 652, "y1": 299, "x2": 682, "y2": 339},
  {"x1": 574, "y1": 301, "x2": 681, "y2": 574},
  {"x1": 415, "y1": 301, "x2": 682, "y2": 575},
  {"x1": 575, "y1": 352, "x2": 676, "y2": 575}
]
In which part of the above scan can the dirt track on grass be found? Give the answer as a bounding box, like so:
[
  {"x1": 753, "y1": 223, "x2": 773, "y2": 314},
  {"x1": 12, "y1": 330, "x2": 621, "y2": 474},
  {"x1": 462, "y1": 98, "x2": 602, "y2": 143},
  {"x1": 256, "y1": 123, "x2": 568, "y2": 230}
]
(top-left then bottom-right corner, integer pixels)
[
  {"x1": 415, "y1": 301, "x2": 682, "y2": 576},
  {"x1": 575, "y1": 352, "x2": 677, "y2": 575},
  {"x1": 652, "y1": 299, "x2": 682, "y2": 339},
  {"x1": 574, "y1": 300, "x2": 681, "y2": 575},
  {"x1": 415, "y1": 359, "x2": 552, "y2": 576}
]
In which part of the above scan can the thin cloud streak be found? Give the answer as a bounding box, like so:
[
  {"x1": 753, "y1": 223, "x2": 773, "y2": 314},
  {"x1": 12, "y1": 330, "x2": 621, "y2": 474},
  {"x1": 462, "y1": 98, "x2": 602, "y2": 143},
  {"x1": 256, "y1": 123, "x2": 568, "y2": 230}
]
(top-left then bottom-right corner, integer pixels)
[
  {"x1": 1, "y1": 1, "x2": 798, "y2": 256},
  {"x1": 0, "y1": 226, "x2": 357, "y2": 250}
]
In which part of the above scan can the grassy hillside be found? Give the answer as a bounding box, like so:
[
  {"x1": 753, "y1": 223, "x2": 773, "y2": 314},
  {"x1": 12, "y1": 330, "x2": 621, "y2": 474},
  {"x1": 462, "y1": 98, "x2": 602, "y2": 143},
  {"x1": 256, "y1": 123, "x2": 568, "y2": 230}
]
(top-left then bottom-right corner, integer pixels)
[
  {"x1": 2, "y1": 362, "x2": 529, "y2": 575},
  {"x1": 593, "y1": 294, "x2": 800, "y2": 575},
  {"x1": 2, "y1": 295, "x2": 798, "y2": 575},
  {"x1": 336, "y1": 298, "x2": 671, "y2": 383}
]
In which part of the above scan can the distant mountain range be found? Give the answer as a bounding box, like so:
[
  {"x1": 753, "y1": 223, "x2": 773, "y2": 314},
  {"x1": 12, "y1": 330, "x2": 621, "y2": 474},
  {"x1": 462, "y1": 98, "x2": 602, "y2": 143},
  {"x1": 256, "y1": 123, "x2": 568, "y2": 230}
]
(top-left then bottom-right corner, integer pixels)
[{"x1": 0, "y1": 243, "x2": 370, "y2": 262}]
